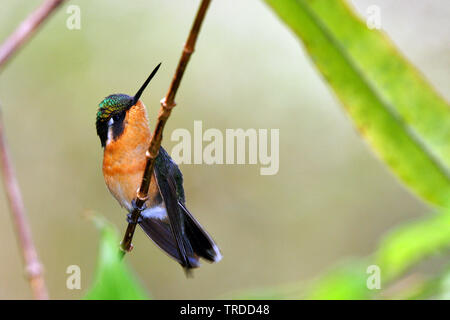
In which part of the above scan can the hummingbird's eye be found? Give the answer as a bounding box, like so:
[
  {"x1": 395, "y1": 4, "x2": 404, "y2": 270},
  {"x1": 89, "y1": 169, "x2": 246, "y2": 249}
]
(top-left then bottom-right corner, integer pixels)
[{"x1": 109, "y1": 112, "x2": 124, "y2": 126}]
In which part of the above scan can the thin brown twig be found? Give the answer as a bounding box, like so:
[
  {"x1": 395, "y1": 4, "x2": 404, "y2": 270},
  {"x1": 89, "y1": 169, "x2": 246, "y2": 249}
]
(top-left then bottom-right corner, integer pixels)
[
  {"x1": 0, "y1": 0, "x2": 66, "y2": 71},
  {"x1": 0, "y1": 0, "x2": 66, "y2": 299},
  {"x1": 120, "y1": 0, "x2": 212, "y2": 255},
  {"x1": 0, "y1": 107, "x2": 48, "y2": 300}
]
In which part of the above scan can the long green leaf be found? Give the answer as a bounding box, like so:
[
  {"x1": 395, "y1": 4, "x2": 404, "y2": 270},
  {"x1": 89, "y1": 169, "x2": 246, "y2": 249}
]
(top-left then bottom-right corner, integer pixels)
[
  {"x1": 265, "y1": 0, "x2": 450, "y2": 207},
  {"x1": 84, "y1": 217, "x2": 149, "y2": 300},
  {"x1": 376, "y1": 213, "x2": 450, "y2": 282}
]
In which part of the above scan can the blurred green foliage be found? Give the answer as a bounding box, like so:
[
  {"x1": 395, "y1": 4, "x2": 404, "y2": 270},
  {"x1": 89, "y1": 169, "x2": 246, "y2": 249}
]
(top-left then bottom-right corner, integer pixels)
[
  {"x1": 84, "y1": 217, "x2": 148, "y2": 300},
  {"x1": 258, "y1": 0, "x2": 450, "y2": 299},
  {"x1": 376, "y1": 212, "x2": 450, "y2": 282},
  {"x1": 305, "y1": 261, "x2": 372, "y2": 299}
]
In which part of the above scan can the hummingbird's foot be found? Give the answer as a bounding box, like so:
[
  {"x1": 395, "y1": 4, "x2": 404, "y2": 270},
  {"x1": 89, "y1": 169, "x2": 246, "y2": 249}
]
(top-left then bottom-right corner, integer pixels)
[
  {"x1": 127, "y1": 212, "x2": 143, "y2": 224},
  {"x1": 127, "y1": 199, "x2": 146, "y2": 224},
  {"x1": 131, "y1": 198, "x2": 147, "y2": 211}
]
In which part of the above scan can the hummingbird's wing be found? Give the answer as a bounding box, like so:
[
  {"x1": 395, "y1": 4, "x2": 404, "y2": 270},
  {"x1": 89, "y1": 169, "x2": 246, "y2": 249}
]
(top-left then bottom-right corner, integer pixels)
[
  {"x1": 138, "y1": 216, "x2": 199, "y2": 268},
  {"x1": 177, "y1": 200, "x2": 222, "y2": 263},
  {"x1": 158, "y1": 148, "x2": 221, "y2": 262},
  {"x1": 139, "y1": 147, "x2": 221, "y2": 270},
  {"x1": 138, "y1": 147, "x2": 198, "y2": 271},
  {"x1": 154, "y1": 165, "x2": 198, "y2": 270}
]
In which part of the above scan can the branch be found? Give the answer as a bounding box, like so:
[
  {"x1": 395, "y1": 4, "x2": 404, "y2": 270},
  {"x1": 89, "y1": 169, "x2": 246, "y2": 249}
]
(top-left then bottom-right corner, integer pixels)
[
  {"x1": 0, "y1": 0, "x2": 66, "y2": 71},
  {"x1": 0, "y1": 107, "x2": 48, "y2": 299},
  {"x1": 120, "y1": 0, "x2": 212, "y2": 255},
  {"x1": 0, "y1": 0, "x2": 66, "y2": 299}
]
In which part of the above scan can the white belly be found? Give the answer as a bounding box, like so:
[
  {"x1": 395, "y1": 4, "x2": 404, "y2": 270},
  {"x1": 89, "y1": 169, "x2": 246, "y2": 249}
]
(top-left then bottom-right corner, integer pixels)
[{"x1": 141, "y1": 206, "x2": 168, "y2": 220}]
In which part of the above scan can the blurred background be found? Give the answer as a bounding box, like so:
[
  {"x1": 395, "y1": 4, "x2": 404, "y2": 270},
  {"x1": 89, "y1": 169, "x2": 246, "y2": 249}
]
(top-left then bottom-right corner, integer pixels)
[{"x1": 0, "y1": 0, "x2": 448, "y2": 299}]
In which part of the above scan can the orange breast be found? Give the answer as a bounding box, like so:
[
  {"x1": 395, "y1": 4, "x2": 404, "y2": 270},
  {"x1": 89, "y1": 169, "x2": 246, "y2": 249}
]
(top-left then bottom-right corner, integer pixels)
[{"x1": 102, "y1": 100, "x2": 159, "y2": 210}]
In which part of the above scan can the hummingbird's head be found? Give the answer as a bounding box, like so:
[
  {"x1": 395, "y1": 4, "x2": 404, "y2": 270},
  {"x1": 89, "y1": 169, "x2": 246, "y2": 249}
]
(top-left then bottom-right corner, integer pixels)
[
  {"x1": 95, "y1": 63, "x2": 161, "y2": 147},
  {"x1": 96, "y1": 94, "x2": 133, "y2": 147}
]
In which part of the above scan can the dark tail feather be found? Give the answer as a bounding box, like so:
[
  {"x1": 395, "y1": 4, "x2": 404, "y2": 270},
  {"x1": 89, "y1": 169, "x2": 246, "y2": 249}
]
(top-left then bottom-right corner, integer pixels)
[
  {"x1": 139, "y1": 218, "x2": 200, "y2": 269},
  {"x1": 178, "y1": 201, "x2": 222, "y2": 263},
  {"x1": 139, "y1": 205, "x2": 222, "y2": 270}
]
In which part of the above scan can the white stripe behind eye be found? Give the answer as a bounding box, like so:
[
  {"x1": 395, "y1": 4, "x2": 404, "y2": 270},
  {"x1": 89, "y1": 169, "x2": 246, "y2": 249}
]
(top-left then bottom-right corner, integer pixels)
[
  {"x1": 107, "y1": 124, "x2": 113, "y2": 144},
  {"x1": 106, "y1": 117, "x2": 116, "y2": 145}
]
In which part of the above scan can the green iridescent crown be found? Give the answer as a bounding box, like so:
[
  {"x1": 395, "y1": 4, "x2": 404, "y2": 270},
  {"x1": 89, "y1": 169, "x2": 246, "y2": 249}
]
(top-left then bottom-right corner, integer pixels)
[{"x1": 96, "y1": 94, "x2": 133, "y2": 122}]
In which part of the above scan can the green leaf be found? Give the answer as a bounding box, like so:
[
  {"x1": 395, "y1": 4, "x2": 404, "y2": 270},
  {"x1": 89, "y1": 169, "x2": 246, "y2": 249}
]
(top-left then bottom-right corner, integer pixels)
[
  {"x1": 376, "y1": 213, "x2": 450, "y2": 282},
  {"x1": 265, "y1": 0, "x2": 450, "y2": 207},
  {"x1": 305, "y1": 260, "x2": 373, "y2": 300},
  {"x1": 437, "y1": 266, "x2": 450, "y2": 300},
  {"x1": 84, "y1": 216, "x2": 149, "y2": 300}
]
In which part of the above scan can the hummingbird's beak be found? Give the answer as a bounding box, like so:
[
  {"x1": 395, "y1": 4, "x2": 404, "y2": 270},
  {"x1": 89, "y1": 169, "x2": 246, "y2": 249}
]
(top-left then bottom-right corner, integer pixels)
[{"x1": 132, "y1": 62, "x2": 162, "y2": 105}]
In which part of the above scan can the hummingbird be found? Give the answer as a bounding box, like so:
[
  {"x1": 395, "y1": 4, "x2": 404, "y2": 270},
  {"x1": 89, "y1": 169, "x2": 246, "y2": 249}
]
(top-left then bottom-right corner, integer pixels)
[{"x1": 95, "y1": 63, "x2": 222, "y2": 271}]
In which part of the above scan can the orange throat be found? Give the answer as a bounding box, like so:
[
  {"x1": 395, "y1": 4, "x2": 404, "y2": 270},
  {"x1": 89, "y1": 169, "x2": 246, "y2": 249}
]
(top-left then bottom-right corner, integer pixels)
[{"x1": 102, "y1": 100, "x2": 153, "y2": 210}]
